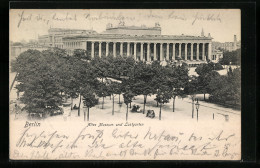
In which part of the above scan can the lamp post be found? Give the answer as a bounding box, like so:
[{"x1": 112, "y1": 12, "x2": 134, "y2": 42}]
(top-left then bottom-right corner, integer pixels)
[
  {"x1": 62, "y1": 102, "x2": 71, "y2": 121},
  {"x1": 195, "y1": 99, "x2": 200, "y2": 122},
  {"x1": 191, "y1": 95, "x2": 195, "y2": 118}
]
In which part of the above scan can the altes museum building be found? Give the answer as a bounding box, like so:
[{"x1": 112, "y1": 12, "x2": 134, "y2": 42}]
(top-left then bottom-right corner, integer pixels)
[{"x1": 14, "y1": 22, "x2": 214, "y2": 64}]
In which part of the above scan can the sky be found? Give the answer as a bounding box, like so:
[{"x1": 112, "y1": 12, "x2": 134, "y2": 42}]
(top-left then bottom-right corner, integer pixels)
[{"x1": 10, "y1": 9, "x2": 241, "y2": 43}]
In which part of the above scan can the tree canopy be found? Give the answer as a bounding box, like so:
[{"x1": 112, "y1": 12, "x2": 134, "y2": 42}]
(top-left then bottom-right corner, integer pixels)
[
  {"x1": 219, "y1": 49, "x2": 241, "y2": 65},
  {"x1": 11, "y1": 47, "x2": 241, "y2": 118}
]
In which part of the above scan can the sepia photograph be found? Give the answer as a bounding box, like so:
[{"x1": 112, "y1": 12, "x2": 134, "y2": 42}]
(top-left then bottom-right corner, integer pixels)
[{"x1": 9, "y1": 9, "x2": 241, "y2": 160}]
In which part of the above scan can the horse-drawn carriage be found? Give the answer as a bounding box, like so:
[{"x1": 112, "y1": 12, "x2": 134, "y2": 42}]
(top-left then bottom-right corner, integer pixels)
[
  {"x1": 146, "y1": 110, "x2": 155, "y2": 118},
  {"x1": 131, "y1": 104, "x2": 155, "y2": 119},
  {"x1": 131, "y1": 104, "x2": 142, "y2": 113}
]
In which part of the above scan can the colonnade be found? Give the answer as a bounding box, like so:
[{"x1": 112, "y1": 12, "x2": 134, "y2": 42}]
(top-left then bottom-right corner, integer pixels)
[{"x1": 64, "y1": 41, "x2": 212, "y2": 61}]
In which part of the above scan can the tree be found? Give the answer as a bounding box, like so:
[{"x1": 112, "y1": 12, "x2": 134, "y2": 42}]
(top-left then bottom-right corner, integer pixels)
[
  {"x1": 92, "y1": 56, "x2": 110, "y2": 83},
  {"x1": 132, "y1": 62, "x2": 155, "y2": 114},
  {"x1": 113, "y1": 56, "x2": 125, "y2": 79},
  {"x1": 214, "y1": 63, "x2": 224, "y2": 70},
  {"x1": 209, "y1": 68, "x2": 241, "y2": 107},
  {"x1": 219, "y1": 49, "x2": 241, "y2": 65},
  {"x1": 123, "y1": 90, "x2": 135, "y2": 121},
  {"x1": 73, "y1": 49, "x2": 91, "y2": 60},
  {"x1": 114, "y1": 82, "x2": 123, "y2": 104},
  {"x1": 107, "y1": 82, "x2": 121, "y2": 115},
  {"x1": 155, "y1": 86, "x2": 171, "y2": 120},
  {"x1": 121, "y1": 56, "x2": 135, "y2": 77},
  {"x1": 82, "y1": 87, "x2": 99, "y2": 121},
  {"x1": 14, "y1": 49, "x2": 65, "y2": 117},
  {"x1": 167, "y1": 64, "x2": 189, "y2": 112},
  {"x1": 195, "y1": 63, "x2": 220, "y2": 100},
  {"x1": 195, "y1": 63, "x2": 214, "y2": 76},
  {"x1": 96, "y1": 82, "x2": 109, "y2": 109},
  {"x1": 56, "y1": 55, "x2": 80, "y2": 113},
  {"x1": 184, "y1": 75, "x2": 199, "y2": 118},
  {"x1": 80, "y1": 63, "x2": 99, "y2": 116},
  {"x1": 66, "y1": 56, "x2": 99, "y2": 117}
]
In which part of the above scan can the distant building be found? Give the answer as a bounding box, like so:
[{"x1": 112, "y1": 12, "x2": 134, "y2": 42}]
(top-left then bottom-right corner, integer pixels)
[
  {"x1": 11, "y1": 25, "x2": 217, "y2": 65},
  {"x1": 10, "y1": 28, "x2": 97, "y2": 59},
  {"x1": 211, "y1": 49, "x2": 223, "y2": 63},
  {"x1": 62, "y1": 24, "x2": 213, "y2": 64},
  {"x1": 10, "y1": 42, "x2": 49, "y2": 60},
  {"x1": 212, "y1": 35, "x2": 241, "y2": 52},
  {"x1": 38, "y1": 28, "x2": 97, "y2": 48}
]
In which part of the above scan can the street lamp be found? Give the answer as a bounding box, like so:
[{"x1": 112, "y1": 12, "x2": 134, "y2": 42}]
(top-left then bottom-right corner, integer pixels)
[{"x1": 195, "y1": 99, "x2": 200, "y2": 122}]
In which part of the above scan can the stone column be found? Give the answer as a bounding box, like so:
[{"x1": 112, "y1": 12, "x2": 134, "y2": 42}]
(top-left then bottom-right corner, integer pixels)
[
  {"x1": 184, "y1": 43, "x2": 187, "y2": 60},
  {"x1": 172, "y1": 43, "x2": 175, "y2": 60},
  {"x1": 120, "y1": 42, "x2": 123, "y2": 56},
  {"x1": 106, "y1": 42, "x2": 109, "y2": 56},
  {"x1": 80, "y1": 42, "x2": 83, "y2": 49},
  {"x1": 154, "y1": 43, "x2": 157, "y2": 61},
  {"x1": 113, "y1": 42, "x2": 116, "y2": 57},
  {"x1": 127, "y1": 42, "x2": 130, "y2": 56},
  {"x1": 147, "y1": 43, "x2": 150, "y2": 61},
  {"x1": 208, "y1": 42, "x2": 212, "y2": 60},
  {"x1": 202, "y1": 43, "x2": 205, "y2": 61},
  {"x1": 130, "y1": 44, "x2": 132, "y2": 56},
  {"x1": 197, "y1": 43, "x2": 199, "y2": 60},
  {"x1": 91, "y1": 42, "x2": 94, "y2": 58},
  {"x1": 99, "y1": 42, "x2": 102, "y2": 57},
  {"x1": 80, "y1": 42, "x2": 82, "y2": 49},
  {"x1": 179, "y1": 43, "x2": 182, "y2": 58},
  {"x1": 191, "y1": 43, "x2": 194, "y2": 60},
  {"x1": 160, "y1": 43, "x2": 163, "y2": 61},
  {"x1": 52, "y1": 35, "x2": 54, "y2": 47},
  {"x1": 166, "y1": 43, "x2": 169, "y2": 61},
  {"x1": 140, "y1": 43, "x2": 144, "y2": 61},
  {"x1": 134, "y1": 42, "x2": 137, "y2": 60}
]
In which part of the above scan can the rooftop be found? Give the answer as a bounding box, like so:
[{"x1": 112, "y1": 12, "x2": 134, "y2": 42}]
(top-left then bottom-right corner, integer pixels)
[
  {"x1": 63, "y1": 33, "x2": 213, "y2": 40},
  {"x1": 103, "y1": 22, "x2": 161, "y2": 35},
  {"x1": 48, "y1": 28, "x2": 97, "y2": 34},
  {"x1": 106, "y1": 25, "x2": 161, "y2": 31}
]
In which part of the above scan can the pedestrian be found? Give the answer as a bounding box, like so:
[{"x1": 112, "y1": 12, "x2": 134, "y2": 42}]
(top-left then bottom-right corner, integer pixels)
[{"x1": 14, "y1": 104, "x2": 21, "y2": 119}]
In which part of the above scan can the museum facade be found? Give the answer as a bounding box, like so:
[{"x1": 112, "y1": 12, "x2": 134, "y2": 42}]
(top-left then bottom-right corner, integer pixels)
[
  {"x1": 37, "y1": 23, "x2": 214, "y2": 64},
  {"x1": 62, "y1": 24, "x2": 213, "y2": 63}
]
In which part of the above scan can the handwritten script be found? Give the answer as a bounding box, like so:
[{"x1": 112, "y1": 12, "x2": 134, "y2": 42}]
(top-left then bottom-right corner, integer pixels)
[
  {"x1": 15, "y1": 10, "x2": 223, "y2": 28},
  {"x1": 11, "y1": 124, "x2": 240, "y2": 160}
]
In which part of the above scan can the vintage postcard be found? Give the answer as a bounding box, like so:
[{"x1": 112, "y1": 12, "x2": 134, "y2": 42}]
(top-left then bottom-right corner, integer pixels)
[{"x1": 9, "y1": 9, "x2": 241, "y2": 160}]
